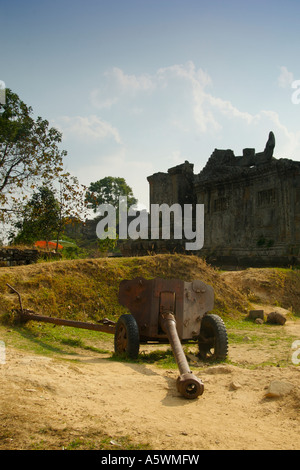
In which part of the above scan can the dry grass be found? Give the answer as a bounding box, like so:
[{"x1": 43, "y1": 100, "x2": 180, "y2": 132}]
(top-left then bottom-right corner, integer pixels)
[
  {"x1": 222, "y1": 267, "x2": 300, "y2": 316},
  {"x1": 0, "y1": 254, "x2": 249, "y2": 323},
  {"x1": 1, "y1": 254, "x2": 299, "y2": 325}
]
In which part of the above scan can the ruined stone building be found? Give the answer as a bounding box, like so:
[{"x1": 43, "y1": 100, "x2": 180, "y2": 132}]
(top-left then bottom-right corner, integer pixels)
[{"x1": 124, "y1": 132, "x2": 300, "y2": 267}]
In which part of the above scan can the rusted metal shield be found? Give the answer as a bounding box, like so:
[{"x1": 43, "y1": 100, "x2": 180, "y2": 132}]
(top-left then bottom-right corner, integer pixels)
[{"x1": 118, "y1": 277, "x2": 214, "y2": 341}]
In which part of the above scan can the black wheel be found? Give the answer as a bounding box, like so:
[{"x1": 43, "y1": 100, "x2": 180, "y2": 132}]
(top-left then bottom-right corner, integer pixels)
[
  {"x1": 114, "y1": 314, "x2": 140, "y2": 359},
  {"x1": 198, "y1": 314, "x2": 228, "y2": 361}
]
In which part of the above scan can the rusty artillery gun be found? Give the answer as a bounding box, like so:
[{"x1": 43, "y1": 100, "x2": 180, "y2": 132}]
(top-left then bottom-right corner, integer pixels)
[
  {"x1": 7, "y1": 277, "x2": 228, "y2": 399},
  {"x1": 115, "y1": 277, "x2": 228, "y2": 399}
]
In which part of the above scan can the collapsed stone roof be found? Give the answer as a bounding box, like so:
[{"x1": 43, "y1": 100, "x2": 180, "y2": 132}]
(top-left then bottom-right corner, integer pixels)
[{"x1": 196, "y1": 131, "x2": 300, "y2": 184}]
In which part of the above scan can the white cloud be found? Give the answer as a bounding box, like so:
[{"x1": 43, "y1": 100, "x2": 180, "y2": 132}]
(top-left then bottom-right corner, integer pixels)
[
  {"x1": 108, "y1": 67, "x2": 155, "y2": 93},
  {"x1": 207, "y1": 94, "x2": 257, "y2": 125},
  {"x1": 153, "y1": 61, "x2": 257, "y2": 133},
  {"x1": 90, "y1": 68, "x2": 155, "y2": 109},
  {"x1": 156, "y1": 61, "x2": 211, "y2": 87},
  {"x1": 155, "y1": 61, "x2": 217, "y2": 133},
  {"x1": 260, "y1": 110, "x2": 300, "y2": 157},
  {"x1": 83, "y1": 61, "x2": 300, "y2": 181},
  {"x1": 55, "y1": 115, "x2": 122, "y2": 144},
  {"x1": 278, "y1": 66, "x2": 294, "y2": 88}
]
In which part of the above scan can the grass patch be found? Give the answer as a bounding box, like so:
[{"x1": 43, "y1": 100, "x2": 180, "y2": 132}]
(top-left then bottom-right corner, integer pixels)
[
  {"x1": 6, "y1": 423, "x2": 151, "y2": 451},
  {"x1": 1, "y1": 322, "x2": 113, "y2": 357},
  {"x1": 224, "y1": 317, "x2": 299, "y2": 368},
  {"x1": 225, "y1": 317, "x2": 298, "y2": 343},
  {"x1": 110, "y1": 347, "x2": 178, "y2": 369}
]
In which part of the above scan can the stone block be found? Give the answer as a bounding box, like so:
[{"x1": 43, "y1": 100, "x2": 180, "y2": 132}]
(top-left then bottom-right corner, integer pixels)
[
  {"x1": 265, "y1": 380, "x2": 294, "y2": 398},
  {"x1": 266, "y1": 311, "x2": 286, "y2": 325},
  {"x1": 248, "y1": 310, "x2": 264, "y2": 321}
]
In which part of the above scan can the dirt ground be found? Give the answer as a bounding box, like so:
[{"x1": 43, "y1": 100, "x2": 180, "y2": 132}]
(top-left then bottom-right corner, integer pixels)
[{"x1": 0, "y1": 317, "x2": 299, "y2": 451}]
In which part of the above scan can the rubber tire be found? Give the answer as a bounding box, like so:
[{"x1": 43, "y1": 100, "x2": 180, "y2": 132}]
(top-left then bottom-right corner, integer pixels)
[
  {"x1": 198, "y1": 314, "x2": 228, "y2": 361},
  {"x1": 114, "y1": 314, "x2": 140, "y2": 359}
]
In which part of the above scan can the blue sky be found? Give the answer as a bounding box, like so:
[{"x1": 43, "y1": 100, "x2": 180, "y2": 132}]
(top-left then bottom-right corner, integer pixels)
[{"x1": 2, "y1": 0, "x2": 300, "y2": 209}]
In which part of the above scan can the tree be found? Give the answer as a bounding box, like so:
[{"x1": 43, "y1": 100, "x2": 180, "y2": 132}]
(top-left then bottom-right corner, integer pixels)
[
  {"x1": 85, "y1": 176, "x2": 137, "y2": 212},
  {"x1": 12, "y1": 186, "x2": 60, "y2": 245},
  {"x1": 0, "y1": 89, "x2": 66, "y2": 222},
  {"x1": 11, "y1": 174, "x2": 88, "y2": 250},
  {"x1": 53, "y1": 172, "x2": 88, "y2": 249},
  {"x1": 85, "y1": 176, "x2": 137, "y2": 254}
]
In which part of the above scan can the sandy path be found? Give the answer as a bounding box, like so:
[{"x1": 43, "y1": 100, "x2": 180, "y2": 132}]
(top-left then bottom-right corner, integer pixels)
[{"x1": 1, "y1": 325, "x2": 299, "y2": 450}]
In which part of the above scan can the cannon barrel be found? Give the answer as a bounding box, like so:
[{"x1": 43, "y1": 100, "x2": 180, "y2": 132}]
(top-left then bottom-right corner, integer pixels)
[{"x1": 159, "y1": 310, "x2": 204, "y2": 399}]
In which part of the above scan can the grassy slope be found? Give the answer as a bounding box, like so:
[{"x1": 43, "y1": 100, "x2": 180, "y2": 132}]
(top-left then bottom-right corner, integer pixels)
[
  {"x1": 0, "y1": 254, "x2": 249, "y2": 323},
  {"x1": 0, "y1": 254, "x2": 299, "y2": 325},
  {"x1": 222, "y1": 267, "x2": 300, "y2": 316}
]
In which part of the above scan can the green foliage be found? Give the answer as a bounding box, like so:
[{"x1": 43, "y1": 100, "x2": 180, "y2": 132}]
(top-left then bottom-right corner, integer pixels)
[
  {"x1": 11, "y1": 186, "x2": 60, "y2": 244},
  {"x1": 0, "y1": 89, "x2": 66, "y2": 221},
  {"x1": 62, "y1": 246, "x2": 89, "y2": 259},
  {"x1": 10, "y1": 174, "x2": 88, "y2": 248},
  {"x1": 97, "y1": 233, "x2": 119, "y2": 255},
  {"x1": 85, "y1": 176, "x2": 137, "y2": 211}
]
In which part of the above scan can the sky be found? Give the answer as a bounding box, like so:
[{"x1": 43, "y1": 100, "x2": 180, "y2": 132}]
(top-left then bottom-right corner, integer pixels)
[{"x1": 2, "y1": 0, "x2": 300, "y2": 211}]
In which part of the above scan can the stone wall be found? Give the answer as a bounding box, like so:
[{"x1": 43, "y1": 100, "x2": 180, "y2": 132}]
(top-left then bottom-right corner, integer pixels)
[
  {"x1": 0, "y1": 248, "x2": 62, "y2": 267},
  {"x1": 195, "y1": 156, "x2": 300, "y2": 267},
  {"x1": 128, "y1": 132, "x2": 300, "y2": 268},
  {"x1": 147, "y1": 161, "x2": 195, "y2": 206}
]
